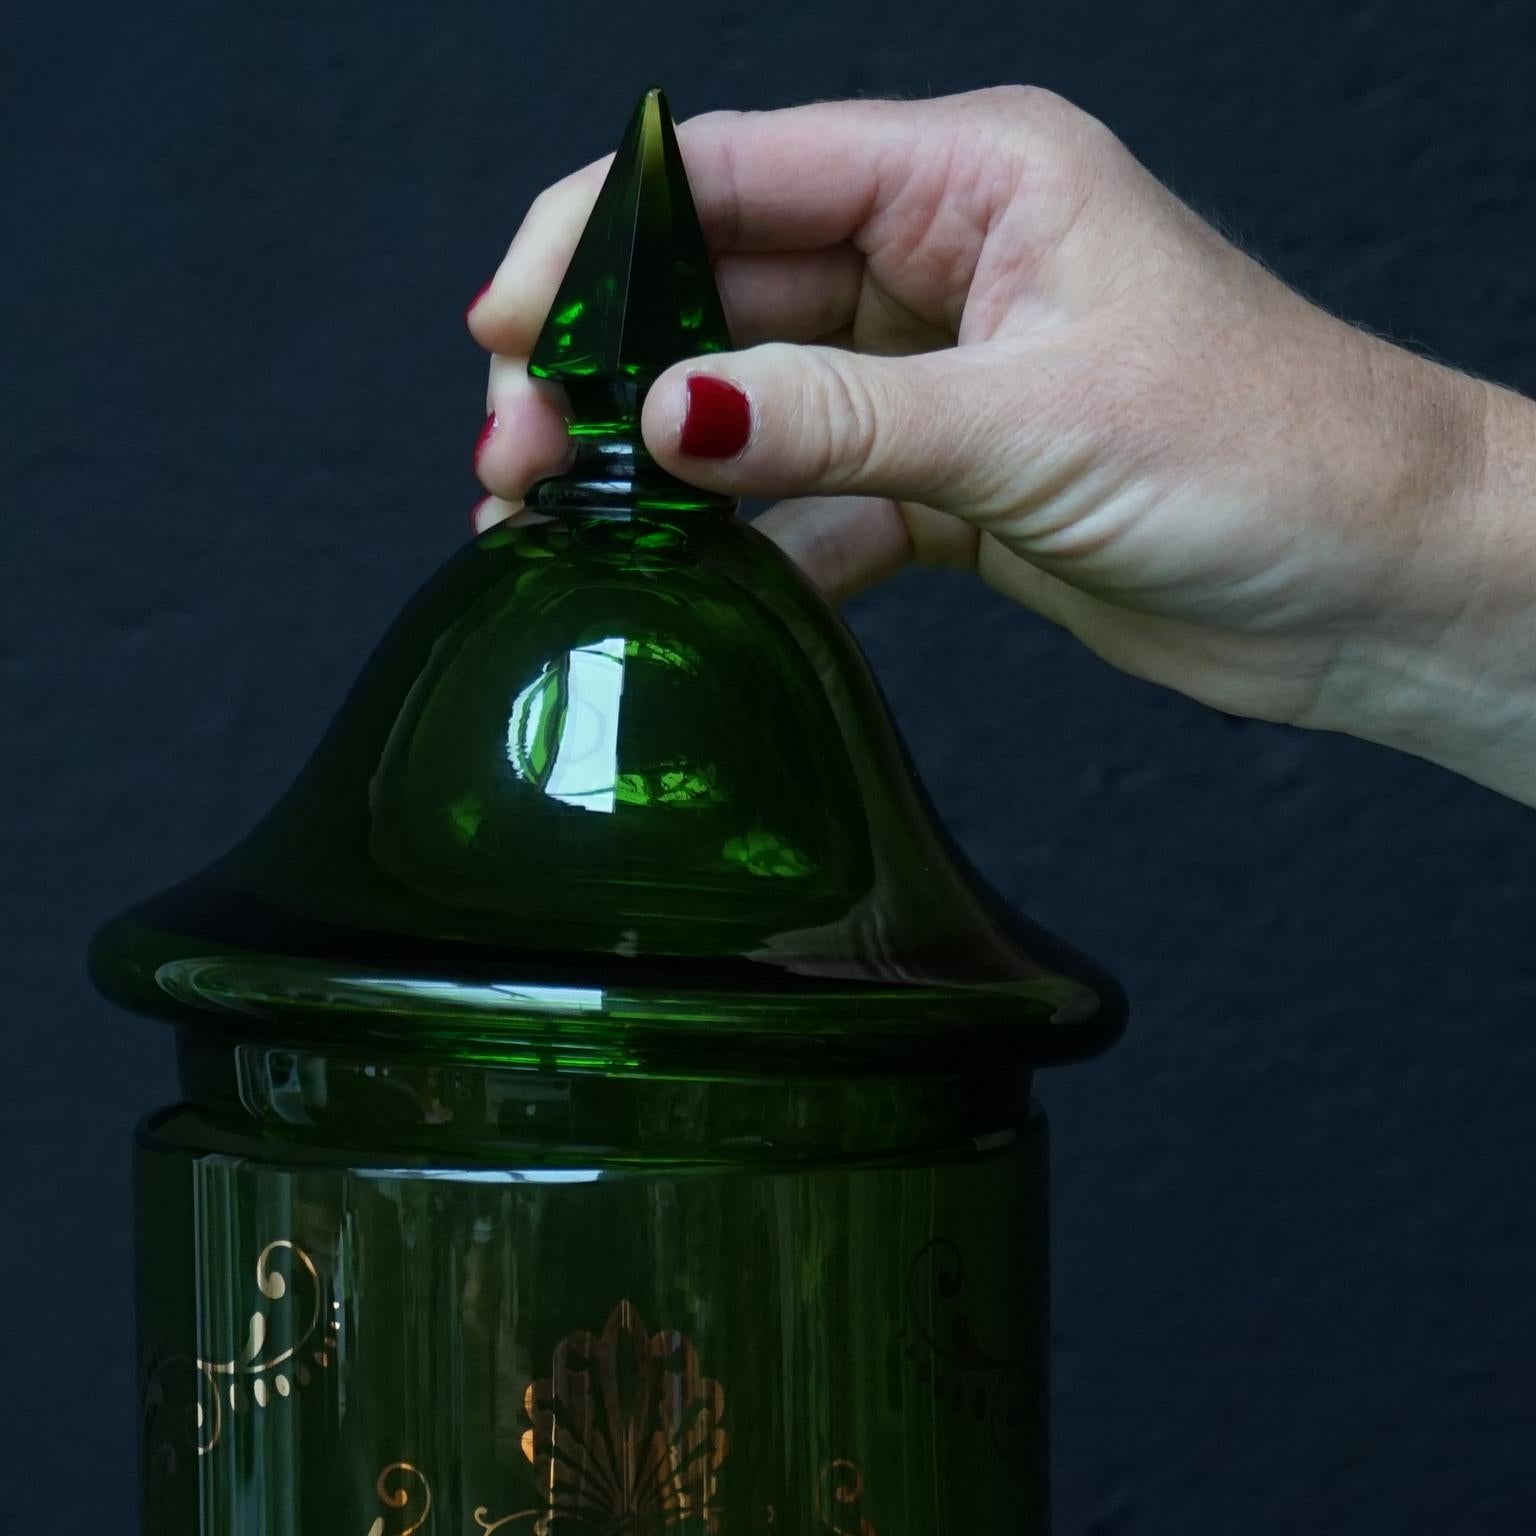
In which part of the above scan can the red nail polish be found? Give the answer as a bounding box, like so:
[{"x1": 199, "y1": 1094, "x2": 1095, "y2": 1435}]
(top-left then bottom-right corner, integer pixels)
[
  {"x1": 465, "y1": 278, "x2": 493, "y2": 318},
  {"x1": 473, "y1": 412, "x2": 498, "y2": 471},
  {"x1": 678, "y1": 374, "x2": 750, "y2": 459}
]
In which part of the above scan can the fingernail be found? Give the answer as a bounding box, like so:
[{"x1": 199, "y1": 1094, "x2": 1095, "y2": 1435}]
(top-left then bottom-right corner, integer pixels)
[
  {"x1": 473, "y1": 412, "x2": 498, "y2": 472},
  {"x1": 678, "y1": 374, "x2": 750, "y2": 459},
  {"x1": 465, "y1": 278, "x2": 493, "y2": 318},
  {"x1": 470, "y1": 495, "x2": 491, "y2": 533}
]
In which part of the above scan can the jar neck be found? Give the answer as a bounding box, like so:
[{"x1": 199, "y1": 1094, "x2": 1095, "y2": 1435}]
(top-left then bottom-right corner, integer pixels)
[{"x1": 175, "y1": 1031, "x2": 1035, "y2": 1171}]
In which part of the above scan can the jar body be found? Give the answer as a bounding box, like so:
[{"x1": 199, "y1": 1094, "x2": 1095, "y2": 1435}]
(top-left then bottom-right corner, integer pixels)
[{"x1": 137, "y1": 1039, "x2": 1050, "y2": 1534}]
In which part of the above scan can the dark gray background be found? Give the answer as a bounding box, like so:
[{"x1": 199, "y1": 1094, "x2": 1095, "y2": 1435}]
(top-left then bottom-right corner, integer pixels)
[{"x1": 7, "y1": 0, "x2": 1536, "y2": 1530}]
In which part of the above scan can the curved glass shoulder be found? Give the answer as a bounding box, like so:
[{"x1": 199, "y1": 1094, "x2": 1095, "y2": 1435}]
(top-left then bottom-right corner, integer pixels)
[{"x1": 91, "y1": 511, "x2": 1123, "y2": 1077}]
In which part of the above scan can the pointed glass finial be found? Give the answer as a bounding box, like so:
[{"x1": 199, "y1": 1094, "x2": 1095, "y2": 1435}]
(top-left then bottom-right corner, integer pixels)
[
  {"x1": 526, "y1": 88, "x2": 736, "y2": 516},
  {"x1": 531, "y1": 86, "x2": 731, "y2": 386}
]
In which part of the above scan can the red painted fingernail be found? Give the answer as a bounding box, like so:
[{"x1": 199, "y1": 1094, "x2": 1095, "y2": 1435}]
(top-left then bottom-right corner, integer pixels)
[
  {"x1": 678, "y1": 374, "x2": 750, "y2": 459},
  {"x1": 465, "y1": 278, "x2": 493, "y2": 318},
  {"x1": 473, "y1": 412, "x2": 498, "y2": 471}
]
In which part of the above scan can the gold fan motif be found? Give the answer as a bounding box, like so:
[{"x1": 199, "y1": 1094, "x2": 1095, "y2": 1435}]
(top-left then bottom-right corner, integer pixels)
[{"x1": 518, "y1": 1300, "x2": 729, "y2": 1533}]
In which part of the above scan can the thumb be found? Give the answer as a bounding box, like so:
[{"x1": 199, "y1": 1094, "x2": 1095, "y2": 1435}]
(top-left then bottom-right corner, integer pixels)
[{"x1": 641, "y1": 342, "x2": 1022, "y2": 515}]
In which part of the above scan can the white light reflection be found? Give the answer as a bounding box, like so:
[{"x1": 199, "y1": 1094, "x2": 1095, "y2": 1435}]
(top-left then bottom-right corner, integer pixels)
[
  {"x1": 507, "y1": 636, "x2": 626, "y2": 813},
  {"x1": 348, "y1": 977, "x2": 605, "y2": 1014},
  {"x1": 359, "y1": 1168, "x2": 603, "y2": 1185}
]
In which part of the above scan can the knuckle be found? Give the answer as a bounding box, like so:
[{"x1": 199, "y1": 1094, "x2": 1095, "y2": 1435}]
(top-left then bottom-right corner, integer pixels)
[
  {"x1": 807, "y1": 351, "x2": 884, "y2": 490},
  {"x1": 1048, "y1": 107, "x2": 1125, "y2": 183},
  {"x1": 526, "y1": 183, "x2": 559, "y2": 221},
  {"x1": 985, "y1": 82, "x2": 1058, "y2": 118},
  {"x1": 531, "y1": 165, "x2": 598, "y2": 224},
  {"x1": 968, "y1": 82, "x2": 1073, "y2": 136},
  {"x1": 987, "y1": 83, "x2": 1123, "y2": 171},
  {"x1": 952, "y1": 87, "x2": 1127, "y2": 243}
]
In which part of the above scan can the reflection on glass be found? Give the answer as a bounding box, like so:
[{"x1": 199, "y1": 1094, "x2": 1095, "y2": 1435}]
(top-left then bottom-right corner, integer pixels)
[
  {"x1": 507, "y1": 636, "x2": 627, "y2": 813},
  {"x1": 362, "y1": 1168, "x2": 605, "y2": 1185},
  {"x1": 351, "y1": 977, "x2": 606, "y2": 1014}
]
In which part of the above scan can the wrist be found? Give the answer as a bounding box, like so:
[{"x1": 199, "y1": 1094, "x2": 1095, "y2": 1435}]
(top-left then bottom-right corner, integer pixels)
[{"x1": 1310, "y1": 369, "x2": 1536, "y2": 803}]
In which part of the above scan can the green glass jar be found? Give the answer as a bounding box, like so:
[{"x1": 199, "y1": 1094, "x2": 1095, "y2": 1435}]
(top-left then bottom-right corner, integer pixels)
[{"x1": 94, "y1": 89, "x2": 1124, "y2": 1536}]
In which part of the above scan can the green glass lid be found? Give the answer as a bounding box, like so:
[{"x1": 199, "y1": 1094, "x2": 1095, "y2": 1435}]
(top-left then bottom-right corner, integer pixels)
[{"x1": 90, "y1": 89, "x2": 1125, "y2": 1077}]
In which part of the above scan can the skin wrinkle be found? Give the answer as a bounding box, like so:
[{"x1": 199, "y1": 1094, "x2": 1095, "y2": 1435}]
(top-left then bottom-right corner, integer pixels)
[
  {"x1": 995, "y1": 453, "x2": 1147, "y2": 570},
  {"x1": 965, "y1": 204, "x2": 1074, "y2": 341},
  {"x1": 812, "y1": 349, "x2": 886, "y2": 494},
  {"x1": 847, "y1": 104, "x2": 1030, "y2": 333},
  {"x1": 913, "y1": 134, "x2": 1009, "y2": 333},
  {"x1": 719, "y1": 247, "x2": 866, "y2": 345},
  {"x1": 696, "y1": 112, "x2": 746, "y2": 254},
  {"x1": 1468, "y1": 398, "x2": 1536, "y2": 635},
  {"x1": 1327, "y1": 379, "x2": 1521, "y2": 759},
  {"x1": 849, "y1": 270, "x2": 949, "y2": 355},
  {"x1": 956, "y1": 369, "x2": 1093, "y2": 524},
  {"x1": 978, "y1": 165, "x2": 1103, "y2": 342},
  {"x1": 900, "y1": 499, "x2": 978, "y2": 571},
  {"x1": 854, "y1": 161, "x2": 962, "y2": 323}
]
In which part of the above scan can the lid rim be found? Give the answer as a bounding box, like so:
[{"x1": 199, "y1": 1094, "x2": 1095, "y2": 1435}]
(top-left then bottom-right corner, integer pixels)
[{"x1": 91, "y1": 912, "x2": 1126, "y2": 1076}]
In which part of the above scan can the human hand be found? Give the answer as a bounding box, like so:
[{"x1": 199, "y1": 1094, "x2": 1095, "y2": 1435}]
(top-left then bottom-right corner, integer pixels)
[{"x1": 468, "y1": 87, "x2": 1536, "y2": 804}]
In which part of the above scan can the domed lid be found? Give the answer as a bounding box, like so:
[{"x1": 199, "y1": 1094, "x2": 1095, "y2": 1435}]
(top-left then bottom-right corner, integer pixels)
[{"x1": 91, "y1": 89, "x2": 1124, "y2": 1077}]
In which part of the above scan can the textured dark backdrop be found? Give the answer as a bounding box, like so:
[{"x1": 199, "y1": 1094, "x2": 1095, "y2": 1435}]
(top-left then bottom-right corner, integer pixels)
[{"x1": 7, "y1": 0, "x2": 1536, "y2": 1530}]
